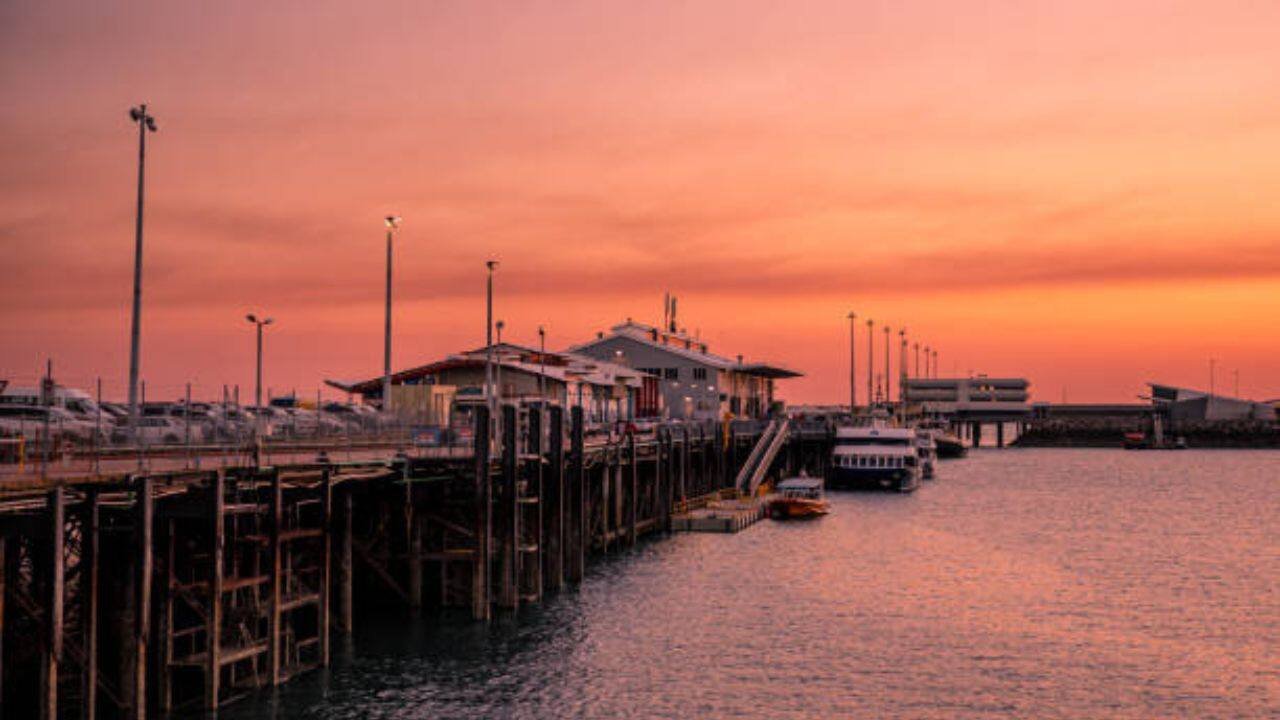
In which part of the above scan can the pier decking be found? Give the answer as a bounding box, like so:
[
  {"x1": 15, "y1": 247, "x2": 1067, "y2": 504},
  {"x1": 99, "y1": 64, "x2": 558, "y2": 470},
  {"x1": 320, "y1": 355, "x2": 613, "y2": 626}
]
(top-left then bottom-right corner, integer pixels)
[{"x1": 0, "y1": 406, "x2": 834, "y2": 718}]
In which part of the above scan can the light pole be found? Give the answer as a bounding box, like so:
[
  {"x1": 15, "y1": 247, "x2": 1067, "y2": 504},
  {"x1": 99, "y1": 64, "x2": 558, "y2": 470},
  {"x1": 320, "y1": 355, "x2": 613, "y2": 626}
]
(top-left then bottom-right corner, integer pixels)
[
  {"x1": 932, "y1": 349, "x2": 938, "y2": 378},
  {"x1": 923, "y1": 345, "x2": 930, "y2": 379},
  {"x1": 383, "y1": 215, "x2": 401, "y2": 412},
  {"x1": 914, "y1": 342, "x2": 920, "y2": 379},
  {"x1": 538, "y1": 325, "x2": 546, "y2": 404},
  {"x1": 495, "y1": 319, "x2": 505, "y2": 403},
  {"x1": 485, "y1": 261, "x2": 499, "y2": 440},
  {"x1": 847, "y1": 311, "x2": 857, "y2": 412},
  {"x1": 883, "y1": 325, "x2": 891, "y2": 404},
  {"x1": 898, "y1": 328, "x2": 908, "y2": 404},
  {"x1": 245, "y1": 314, "x2": 273, "y2": 408},
  {"x1": 866, "y1": 319, "x2": 874, "y2": 407},
  {"x1": 126, "y1": 104, "x2": 157, "y2": 434}
]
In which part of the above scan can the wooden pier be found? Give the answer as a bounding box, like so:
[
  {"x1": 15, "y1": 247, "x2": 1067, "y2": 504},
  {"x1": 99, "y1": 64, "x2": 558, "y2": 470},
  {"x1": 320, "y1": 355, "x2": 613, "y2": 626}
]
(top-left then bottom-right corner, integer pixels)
[{"x1": 0, "y1": 406, "x2": 834, "y2": 718}]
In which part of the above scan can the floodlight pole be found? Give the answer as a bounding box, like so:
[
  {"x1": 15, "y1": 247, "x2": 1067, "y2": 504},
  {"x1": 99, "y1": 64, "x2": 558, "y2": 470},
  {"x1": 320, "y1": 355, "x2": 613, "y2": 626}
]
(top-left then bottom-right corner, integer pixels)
[
  {"x1": 383, "y1": 216, "x2": 401, "y2": 412},
  {"x1": 846, "y1": 312, "x2": 857, "y2": 411},
  {"x1": 127, "y1": 104, "x2": 156, "y2": 435}
]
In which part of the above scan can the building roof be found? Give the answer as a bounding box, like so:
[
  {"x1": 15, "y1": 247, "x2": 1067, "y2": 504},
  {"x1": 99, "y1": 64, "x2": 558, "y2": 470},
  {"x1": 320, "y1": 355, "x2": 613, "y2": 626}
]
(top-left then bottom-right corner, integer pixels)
[
  {"x1": 571, "y1": 320, "x2": 802, "y2": 378},
  {"x1": 326, "y1": 345, "x2": 652, "y2": 396}
]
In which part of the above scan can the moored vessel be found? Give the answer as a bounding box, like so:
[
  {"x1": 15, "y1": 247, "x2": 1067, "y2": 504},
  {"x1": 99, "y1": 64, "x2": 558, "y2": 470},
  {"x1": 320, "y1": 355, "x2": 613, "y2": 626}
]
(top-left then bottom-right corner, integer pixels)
[
  {"x1": 768, "y1": 476, "x2": 830, "y2": 519},
  {"x1": 828, "y1": 423, "x2": 921, "y2": 492}
]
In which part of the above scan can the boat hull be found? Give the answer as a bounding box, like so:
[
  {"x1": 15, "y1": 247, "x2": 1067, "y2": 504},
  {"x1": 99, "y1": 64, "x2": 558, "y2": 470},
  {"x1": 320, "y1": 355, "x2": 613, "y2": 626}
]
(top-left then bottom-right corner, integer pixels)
[
  {"x1": 935, "y1": 437, "x2": 967, "y2": 459},
  {"x1": 768, "y1": 498, "x2": 830, "y2": 519},
  {"x1": 827, "y1": 467, "x2": 920, "y2": 493}
]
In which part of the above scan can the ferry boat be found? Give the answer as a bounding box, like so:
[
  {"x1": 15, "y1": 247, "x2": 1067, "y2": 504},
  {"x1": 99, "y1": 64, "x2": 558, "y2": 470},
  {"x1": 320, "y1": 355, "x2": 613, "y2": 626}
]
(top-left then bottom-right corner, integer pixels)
[
  {"x1": 768, "y1": 476, "x2": 830, "y2": 519},
  {"x1": 914, "y1": 427, "x2": 938, "y2": 480},
  {"x1": 828, "y1": 424, "x2": 921, "y2": 493}
]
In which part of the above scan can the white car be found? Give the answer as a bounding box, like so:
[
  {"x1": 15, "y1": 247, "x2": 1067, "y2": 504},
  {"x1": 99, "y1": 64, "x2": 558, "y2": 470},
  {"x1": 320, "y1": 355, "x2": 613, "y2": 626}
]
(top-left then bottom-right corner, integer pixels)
[
  {"x1": 112, "y1": 416, "x2": 205, "y2": 445},
  {"x1": 0, "y1": 405, "x2": 106, "y2": 444}
]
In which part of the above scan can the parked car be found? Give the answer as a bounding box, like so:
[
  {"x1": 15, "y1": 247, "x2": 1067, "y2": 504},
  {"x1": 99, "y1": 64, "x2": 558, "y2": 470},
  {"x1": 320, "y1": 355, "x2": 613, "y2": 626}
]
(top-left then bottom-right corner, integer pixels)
[
  {"x1": 0, "y1": 405, "x2": 106, "y2": 444},
  {"x1": 111, "y1": 416, "x2": 206, "y2": 445}
]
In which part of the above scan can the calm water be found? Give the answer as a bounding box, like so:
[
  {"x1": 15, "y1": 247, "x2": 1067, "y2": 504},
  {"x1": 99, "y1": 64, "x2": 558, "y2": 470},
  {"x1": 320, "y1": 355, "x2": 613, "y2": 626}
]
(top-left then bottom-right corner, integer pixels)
[{"x1": 228, "y1": 449, "x2": 1278, "y2": 719}]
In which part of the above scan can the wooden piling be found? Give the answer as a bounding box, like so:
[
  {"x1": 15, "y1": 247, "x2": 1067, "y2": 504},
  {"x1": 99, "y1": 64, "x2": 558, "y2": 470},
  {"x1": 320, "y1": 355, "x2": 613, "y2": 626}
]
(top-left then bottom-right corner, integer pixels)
[
  {"x1": 471, "y1": 405, "x2": 491, "y2": 621},
  {"x1": 319, "y1": 470, "x2": 332, "y2": 667},
  {"x1": 498, "y1": 405, "x2": 519, "y2": 609},
  {"x1": 338, "y1": 489, "x2": 354, "y2": 634},
  {"x1": 544, "y1": 406, "x2": 564, "y2": 592},
  {"x1": 267, "y1": 470, "x2": 282, "y2": 686},
  {"x1": 567, "y1": 407, "x2": 585, "y2": 583},
  {"x1": 133, "y1": 477, "x2": 152, "y2": 720},
  {"x1": 206, "y1": 471, "x2": 224, "y2": 710},
  {"x1": 627, "y1": 433, "x2": 638, "y2": 547},
  {"x1": 43, "y1": 488, "x2": 64, "y2": 720},
  {"x1": 82, "y1": 489, "x2": 100, "y2": 720}
]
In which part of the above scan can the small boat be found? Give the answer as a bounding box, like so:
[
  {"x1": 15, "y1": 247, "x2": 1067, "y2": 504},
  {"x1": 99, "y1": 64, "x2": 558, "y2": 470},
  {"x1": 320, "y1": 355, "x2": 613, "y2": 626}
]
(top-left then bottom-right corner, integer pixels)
[{"x1": 769, "y1": 476, "x2": 830, "y2": 519}]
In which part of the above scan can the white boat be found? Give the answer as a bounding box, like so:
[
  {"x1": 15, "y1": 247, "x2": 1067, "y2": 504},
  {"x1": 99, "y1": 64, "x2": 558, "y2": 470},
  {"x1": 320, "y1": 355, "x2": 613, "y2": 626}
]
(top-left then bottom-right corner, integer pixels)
[
  {"x1": 828, "y1": 422, "x2": 921, "y2": 493},
  {"x1": 915, "y1": 427, "x2": 938, "y2": 479}
]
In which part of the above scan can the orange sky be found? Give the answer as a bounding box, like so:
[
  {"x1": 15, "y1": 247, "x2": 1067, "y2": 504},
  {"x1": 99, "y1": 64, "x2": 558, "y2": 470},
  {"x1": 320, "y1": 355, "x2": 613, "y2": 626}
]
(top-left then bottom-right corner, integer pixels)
[{"x1": 3, "y1": 1, "x2": 1280, "y2": 404}]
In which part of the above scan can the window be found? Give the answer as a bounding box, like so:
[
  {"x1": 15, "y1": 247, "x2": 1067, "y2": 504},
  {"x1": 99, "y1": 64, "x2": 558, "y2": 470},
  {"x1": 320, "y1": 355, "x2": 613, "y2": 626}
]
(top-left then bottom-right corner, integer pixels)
[
  {"x1": 692, "y1": 368, "x2": 707, "y2": 381},
  {"x1": 664, "y1": 368, "x2": 679, "y2": 380}
]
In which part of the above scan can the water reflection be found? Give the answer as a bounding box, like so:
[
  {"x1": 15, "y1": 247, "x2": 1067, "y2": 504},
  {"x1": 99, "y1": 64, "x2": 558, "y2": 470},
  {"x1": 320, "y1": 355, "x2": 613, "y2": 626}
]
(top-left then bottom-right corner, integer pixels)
[{"x1": 225, "y1": 449, "x2": 1279, "y2": 719}]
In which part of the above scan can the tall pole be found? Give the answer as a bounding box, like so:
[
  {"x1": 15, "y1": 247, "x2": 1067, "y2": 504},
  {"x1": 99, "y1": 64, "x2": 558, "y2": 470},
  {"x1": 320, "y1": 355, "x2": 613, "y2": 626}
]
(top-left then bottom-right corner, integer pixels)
[
  {"x1": 898, "y1": 328, "x2": 907, "y2": 404},
  {"x1": 245, "y1": 315, "x2": 273, "y2": 408},
  {"x1": 538, "y1": 326, "x2": 546, "y2": 403},
  {"x1": 923, "y1": 345, "x2": 930, "y2": 379},
  {"x1": 914, "y1": 343, "x2": 920, "y2": 379},
  {"x1": 866, "y1": 319, "x2": 874, "y2": 406},
  {"x1": 932, "y1": 350, "x2": 938, "y2": 379},
  {"x1": 847, "y1": 312, "x2": 857, "y2": 411},
  {"x1": 383, "y1": 216, "x2": 401, "y2": 412},
  {"x1": 127, "y1": 105, "x2": 157, "y2": 435},
  {"x1": 485, "y1": 261, "x2": 498, "y2": 446},
  {"x1": 883, "y1": 326, "x2": 891, "y2": 404},
  {"x1": 256, "y1": 322, "x2": 263, "y2": 407},
  {"x1": 1208, "y1": 358, "x2": 1215, "y2": 396}
]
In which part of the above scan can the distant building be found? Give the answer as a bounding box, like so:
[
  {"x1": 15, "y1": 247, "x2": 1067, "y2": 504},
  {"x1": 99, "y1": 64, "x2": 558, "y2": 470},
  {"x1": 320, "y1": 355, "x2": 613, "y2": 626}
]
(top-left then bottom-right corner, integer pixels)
[
  {"x1": 1148, "y1": 383, "x2": 1276, "y2": 422},
  {"x1": 325, "y1": 343, "x2": 652, "y2": 426},
  {"x1": 570, "y1": 320, "x2": 801, "y2": 421},
  {"x1": 903, "y1": 377, "x2": 1031, "y2": 420}
]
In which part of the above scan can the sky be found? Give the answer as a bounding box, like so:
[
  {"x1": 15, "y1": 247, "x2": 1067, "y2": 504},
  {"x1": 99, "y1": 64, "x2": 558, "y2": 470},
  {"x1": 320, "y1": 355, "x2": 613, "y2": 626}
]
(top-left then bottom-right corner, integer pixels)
[{"x1": 2, "y1": 0, "x2": 1280, "y2": 404}]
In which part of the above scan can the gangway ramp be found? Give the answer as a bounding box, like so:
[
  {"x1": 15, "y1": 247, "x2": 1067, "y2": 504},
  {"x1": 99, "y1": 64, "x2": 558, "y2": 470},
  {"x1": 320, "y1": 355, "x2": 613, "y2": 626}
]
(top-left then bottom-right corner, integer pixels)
[{"x1": 734, "y1": 417, "x2": 790, "y2": 496}]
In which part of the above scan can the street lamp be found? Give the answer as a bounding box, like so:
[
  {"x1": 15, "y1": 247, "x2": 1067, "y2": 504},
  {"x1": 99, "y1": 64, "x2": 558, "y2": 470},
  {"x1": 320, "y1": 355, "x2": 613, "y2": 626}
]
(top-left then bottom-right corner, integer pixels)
[
  {"x1": 847, "y1": 312, "x2": 857, "y2": 412},
  {"x1": 932, "y1": 349, "x2": 938, "y2": 379},
  {"x1": 245, "y1": 314, "x2": 274, "y2": 408},
  {"x1": 382, "y1": 215, "x2": 401, "y2": 413},
  {"x1": 126, "y1": 104, "x2": 158, "y2": 434}
]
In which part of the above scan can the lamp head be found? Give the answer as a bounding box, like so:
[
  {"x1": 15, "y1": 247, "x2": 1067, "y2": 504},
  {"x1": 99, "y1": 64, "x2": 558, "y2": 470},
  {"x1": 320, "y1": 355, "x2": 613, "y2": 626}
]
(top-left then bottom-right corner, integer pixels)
[
  {"x1": 384, "y1": 215, "x2": 401, "y2": 229},
  {"x1": 486, "y1": 260, "x2": 499, "y2": 271},
  {"x1": 246, "y1": 314, "x2": 257, "y2": 323},
  {"x1": 263, "y1": 318, "x2": 274, "y2": 326}
]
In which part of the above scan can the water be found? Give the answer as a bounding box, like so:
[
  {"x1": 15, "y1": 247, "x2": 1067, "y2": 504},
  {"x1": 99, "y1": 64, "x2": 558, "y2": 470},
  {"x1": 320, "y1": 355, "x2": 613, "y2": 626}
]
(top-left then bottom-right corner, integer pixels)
[{"x1": 227, "y1": 449, "x2": 1278, "y2": 719}]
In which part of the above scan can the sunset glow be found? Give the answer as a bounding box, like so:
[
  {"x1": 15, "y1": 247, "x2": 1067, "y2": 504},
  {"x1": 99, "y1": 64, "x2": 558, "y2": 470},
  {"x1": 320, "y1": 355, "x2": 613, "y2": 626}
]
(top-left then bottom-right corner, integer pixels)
[{"x1": 4, "y1": 1, "x2": 1280, "y2": 403}]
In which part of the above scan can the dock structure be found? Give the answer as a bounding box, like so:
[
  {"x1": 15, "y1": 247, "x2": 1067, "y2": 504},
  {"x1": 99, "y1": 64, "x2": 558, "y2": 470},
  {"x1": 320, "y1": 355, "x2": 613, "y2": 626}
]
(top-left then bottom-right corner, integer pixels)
[{"x1": 0, "y1": 406, "x2": 832, "y2": 717}]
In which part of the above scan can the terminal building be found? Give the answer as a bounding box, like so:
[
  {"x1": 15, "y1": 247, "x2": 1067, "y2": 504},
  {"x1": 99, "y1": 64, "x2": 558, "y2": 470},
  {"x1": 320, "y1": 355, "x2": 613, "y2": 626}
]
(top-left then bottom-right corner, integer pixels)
[
  {"x1": 570, "y1": 320, "x2": 801, "y2": 421},
  {"x1": 902, "y1": 377, "x2": 1031, "y2": 419},
  {"x1": 1148, "y1": 383, "x2": 1276, "y2": 423}
]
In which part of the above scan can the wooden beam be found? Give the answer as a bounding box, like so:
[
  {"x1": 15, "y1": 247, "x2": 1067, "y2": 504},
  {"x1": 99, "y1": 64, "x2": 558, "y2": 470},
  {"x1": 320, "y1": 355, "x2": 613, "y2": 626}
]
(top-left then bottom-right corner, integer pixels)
[
  {"x1": 498, "y1": 405, "x2": 518, "y2": 610},
  {"x1": 159, "y1": 520, "x2": 174, "y2": 714}
]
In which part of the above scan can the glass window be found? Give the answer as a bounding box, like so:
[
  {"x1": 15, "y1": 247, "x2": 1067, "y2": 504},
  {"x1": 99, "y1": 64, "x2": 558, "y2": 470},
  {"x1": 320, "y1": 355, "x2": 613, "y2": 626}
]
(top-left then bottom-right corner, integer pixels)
[
  {"x1": 692, "y1": 368, "x2": 707, "y2": 381},
  {"x1": 664, "y1": 368, "x2": 679, "y2": 380}
]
